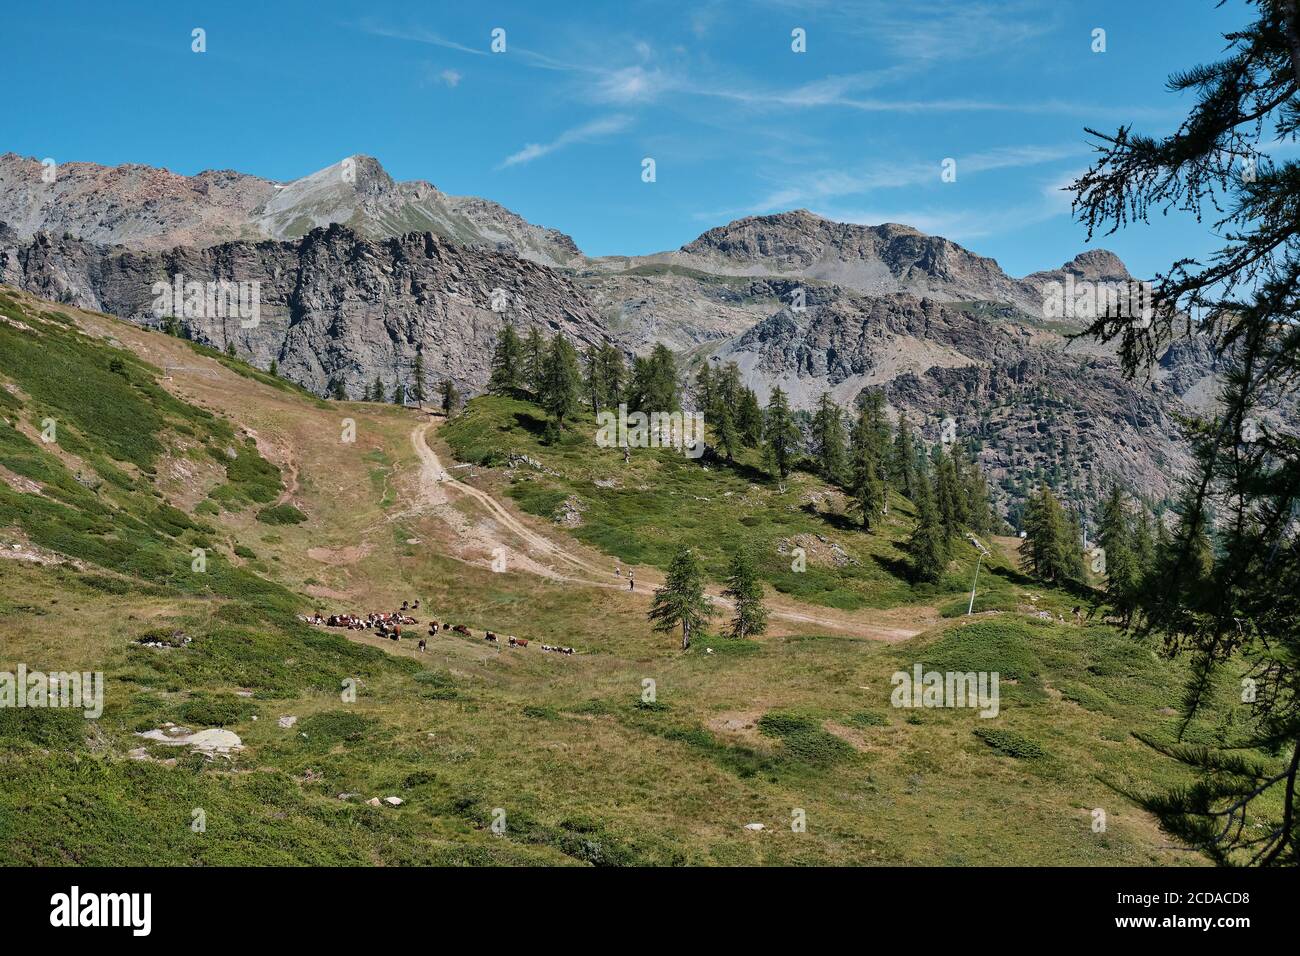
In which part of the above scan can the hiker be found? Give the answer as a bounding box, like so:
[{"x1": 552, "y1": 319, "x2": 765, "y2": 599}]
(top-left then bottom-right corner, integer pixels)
[
  {"x1": 615, "y1": 562, "x2": 621, "y2": 577},
  {"x1": 628, "y1": 572, "x2": 635, "y2": 591}
]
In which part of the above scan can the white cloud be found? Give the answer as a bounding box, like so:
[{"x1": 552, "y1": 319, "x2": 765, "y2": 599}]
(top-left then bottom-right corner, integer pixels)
[
  {"x1": 358, "y1": 20, "x2": 488, "y2": 56},
  {"x1": 439, "y1": 69, "x2": 462, "y2": 88},
  {"x1": 497, "y1": 115, "x2": 632, "y2": 169},
  {"x1": 592, "y1": 66, "x2": 674, "y2": 104},
  {"x1": 744, "y1": 144, "x2": 1085, "y2": 213}
]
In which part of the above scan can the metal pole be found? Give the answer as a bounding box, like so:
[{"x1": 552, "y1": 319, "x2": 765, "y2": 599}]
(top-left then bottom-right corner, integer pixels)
[{"x1": 967, "y1": 553, "x2": 984, "y2": 616}]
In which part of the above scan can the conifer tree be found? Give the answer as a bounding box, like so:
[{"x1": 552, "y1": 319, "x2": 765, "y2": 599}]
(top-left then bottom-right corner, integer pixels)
[
  {"x1": 850, "y1": 404, "x2": 886, "y2": 529},
  {"x1": 598, "y1": 341, "x2": 626, "y2": 408},
  {"x1": 811, "y1": 392, "x2": 847, "y2": 484},
  {"x1": 583, "y1": 342, "x2": 606, "y2": 417},
  {"x1": 1067, "y1": 2, "x2": 1300, "y2": 862},
  {"x1": 714, "y1": 401, "x2": 738, "y2": 462},
  {"x1": 1098, "y1": 485, "x2": 1139, "y2": 623},
  {"x1": 648, "y1": 548, "x2": 715, "y2": 650},
  {"x1": 893, "y1": 417, "x2": 917, "y2": 499},
  {"x1": 906, "y1": 472, "x2": 947, "y2": 583},
  {"x1": 539, "y1": 334, "x2": 581, "y2": 440},
  {"x1": 489, "y1": 325, "x2": 524, "y2": 395},
  {"x1": 439, "y1": 379, "x2": 460, "y2": 418},
  {"x1": 693, "y1": 363, "x2": 716, "y2": 416},
  {"x1": 1020, "y1": 486, "x2": 1079, "y2": 583},
  {"x1": 721, "y1": 550, "x2": 768, "y2": 639},
  {"x1": 736, "y1": 387, "x2": 763, "y2": 448},
  {"x1": 523, "y1": 326, "x2": 546, "y2": 397},
  {"x1": 762, "y1": 386, "x2": 800, "y2": 480},
  {"x1": 412, "y1": 351, "x2": 426, "y2": 408}
]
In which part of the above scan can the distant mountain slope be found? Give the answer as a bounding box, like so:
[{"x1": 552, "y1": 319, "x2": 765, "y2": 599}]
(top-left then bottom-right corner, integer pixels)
[
  {"x1": 591, "y1": 210, "x2": 1045, "y2": 313},
  {"x1": 0, "y1": 152, "x2": 582, "y2": 267},
  {"x1": 711, "y1": 290, "x2": 1193, "y2": 512}
]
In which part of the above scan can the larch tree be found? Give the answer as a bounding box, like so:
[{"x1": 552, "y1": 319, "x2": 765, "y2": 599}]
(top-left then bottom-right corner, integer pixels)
[
  {"x1": 649, "y1": 548, "x2": 716, "y2": 650},
  {"x1": 1069, "y1": 0, "x2": 1300, "y2": 864},
  {"x1": 721, "y1": 550, "x2": 768, "y2": 639}
]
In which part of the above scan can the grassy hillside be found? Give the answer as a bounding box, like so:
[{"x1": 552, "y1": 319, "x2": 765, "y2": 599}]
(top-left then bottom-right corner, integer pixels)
[
  {"x1": 0, "y1": 285, "x2": 1253, "y2": 865},
  {"x1": 442, "y1": 394, "x2": 1008, "y2": 612}
]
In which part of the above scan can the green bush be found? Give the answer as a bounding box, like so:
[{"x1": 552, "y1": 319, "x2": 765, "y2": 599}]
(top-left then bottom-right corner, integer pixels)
[
  {"x1": 845, "y1": 710, "x2": 888, "y2": 728},
  {"x1": 297, "y1": 711, "x2": 373, "y2": 747},
  {"x1": 256, "y1": 504, "x2": 307, "y2": 525},
  {"x1": 918, "y1": 620, "x2": 1041, "y2": 682},
  {"x1": 758, "y1": 711, "x2": 854, "y2": 768},
  {"x1": 177, "y1": 693, "x2": 258, "y2": 727},
  {"x1": 973, "y1": 727, "x2": 1046, "y2": 759}
]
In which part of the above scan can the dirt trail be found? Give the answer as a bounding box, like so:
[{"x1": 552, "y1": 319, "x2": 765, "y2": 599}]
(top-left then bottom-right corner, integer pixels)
[{"x1": 409, "y1": 421, "x2": 930, "y2": 642}]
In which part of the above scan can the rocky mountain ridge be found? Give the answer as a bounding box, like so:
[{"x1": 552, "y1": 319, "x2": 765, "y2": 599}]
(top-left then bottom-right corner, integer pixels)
[
  {"x1": 0, "y1": 153, "x2": 582, "y2": 267},
  {"x1": 0, "y1": 150, "x2": 1228, "y2": 519}
]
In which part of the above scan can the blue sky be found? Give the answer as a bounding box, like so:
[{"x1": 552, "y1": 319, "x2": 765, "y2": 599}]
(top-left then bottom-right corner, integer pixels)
[{"x1": 1, "y1": 1, "x2": 1258, "y2": 277}]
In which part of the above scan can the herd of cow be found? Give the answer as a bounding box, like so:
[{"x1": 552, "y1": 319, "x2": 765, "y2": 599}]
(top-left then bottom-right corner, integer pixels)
[{"x1": 300, "y1": 599, "x2": 575, "y2": 655}]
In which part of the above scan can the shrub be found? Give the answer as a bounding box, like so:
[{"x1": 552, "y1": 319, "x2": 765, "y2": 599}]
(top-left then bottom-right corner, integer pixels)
[
  {"x1": 918, "y1": 620, "x2": 1041, "y2": 682},
  {"x1": 177, "y1": 693, "x2": 257, "y2": 727},
  {"x1": 973, "y1": 727, "x2": 1046, "y2": 759},
  {"x1": 845, "y1": 710, "x2": 888, "y2": 728},
  {"x1": 256, "y1": 504, "x2": 307, "y2": 525},
  {"x1": 297, "y1": 711, "x2": 373, "y2": 746},
  {"x1": 758, "y1": 710, "x2": 853, "y2": 768}
]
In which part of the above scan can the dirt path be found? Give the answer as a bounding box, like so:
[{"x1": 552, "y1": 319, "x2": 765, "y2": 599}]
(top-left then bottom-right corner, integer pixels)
[{"x1": 408, "y1": 421, "x2": 930, "y2": 642}]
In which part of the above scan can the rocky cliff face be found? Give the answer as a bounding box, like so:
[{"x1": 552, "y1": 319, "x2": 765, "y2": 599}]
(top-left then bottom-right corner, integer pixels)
[
  {"x1": 0, "y1": 223, "x2": 604, "y2": 399},
  {"x1": 709, "y1": 290, "x2": 1193, "y2": 511}
]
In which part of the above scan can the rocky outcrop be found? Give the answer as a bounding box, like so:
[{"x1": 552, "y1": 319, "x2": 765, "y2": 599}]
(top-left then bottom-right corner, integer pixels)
[
  {"x1": 713, "y1": 289, "x2": 1195, "y2": 513},
  {"x1": 0, "y1": 223, "x2": 604, "y2": 399}
]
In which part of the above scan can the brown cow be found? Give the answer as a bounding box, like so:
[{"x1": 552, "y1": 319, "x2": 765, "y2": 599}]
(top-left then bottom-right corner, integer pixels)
[
  {"x1": 508, "y1": 637, "x2": 528, "y2": 648},
  {"x1": 452, "y1": 624, "x2": 471, "y2": 637},
  {"x1": 485, "y1": 632, "x2": 498, "y2": 643}
]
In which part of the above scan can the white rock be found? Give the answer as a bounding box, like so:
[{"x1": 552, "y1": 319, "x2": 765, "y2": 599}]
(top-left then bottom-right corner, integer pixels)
[
  {"x1": 384, "y1": 796, "x2": 403, "y2": 806},
  {"x1": 278, "y1": 715, "x2": 298, "y2": 728},
  {"x1": 744, "y1": 822, "x2": 765, "y2": 831},
  {"x1": 136, "y1": 727, "x2": 243, "y2": 754},
  {"x1": 366, "y1": 797, "x2": 382, "y2": 807}
]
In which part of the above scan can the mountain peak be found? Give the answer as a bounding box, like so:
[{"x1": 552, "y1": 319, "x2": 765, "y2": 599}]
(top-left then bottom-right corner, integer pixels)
[{"x1": 1060, "y1": 249, "x2": 1130, "y2": 281}]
